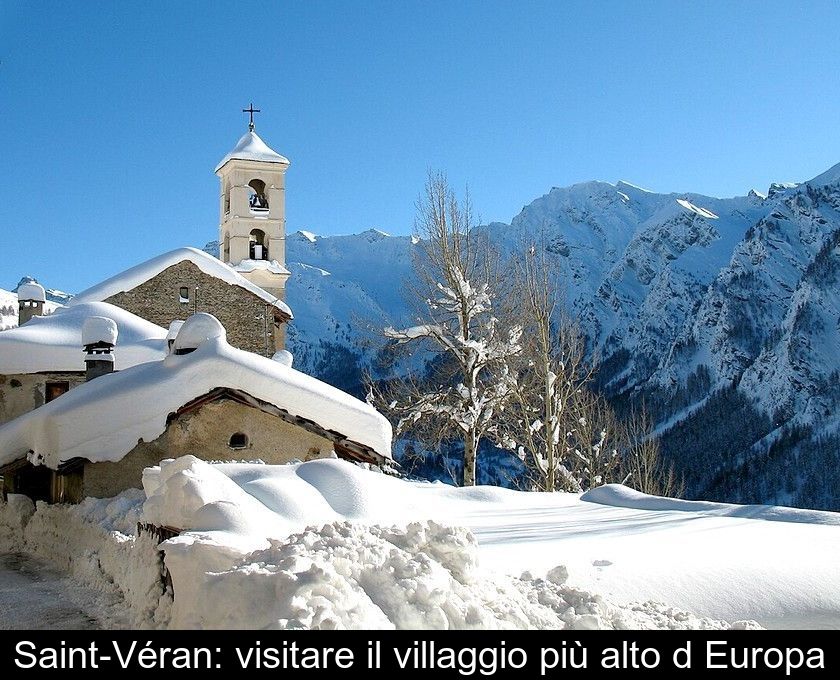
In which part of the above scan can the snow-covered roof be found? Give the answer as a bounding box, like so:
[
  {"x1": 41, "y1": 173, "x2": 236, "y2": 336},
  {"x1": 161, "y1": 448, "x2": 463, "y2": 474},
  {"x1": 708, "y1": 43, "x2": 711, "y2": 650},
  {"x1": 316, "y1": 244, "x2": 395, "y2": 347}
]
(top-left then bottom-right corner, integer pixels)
[
  {"x1": 17, "y1": 282, "x2": 46, "y2": 303},
  {"x1": 0, "y1": 318, "x2": 392, "y2": 469},
  {"x1": 215, "y1": 130, "x2": 290, "y2": 173},
  {"x1": 70, "y1": 247, "x2": 292, "y2": 319},
  {"x1": 0, "y1": 302, "x2": 167, "y2": 374}
]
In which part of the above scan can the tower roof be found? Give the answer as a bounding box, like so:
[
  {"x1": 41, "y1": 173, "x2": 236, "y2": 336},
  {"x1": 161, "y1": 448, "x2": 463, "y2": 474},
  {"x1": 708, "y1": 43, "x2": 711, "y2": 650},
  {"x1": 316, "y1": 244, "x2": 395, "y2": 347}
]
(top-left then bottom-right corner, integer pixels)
[{"x1": 215, "y1": 130, "x2": 290, "y2": 173}]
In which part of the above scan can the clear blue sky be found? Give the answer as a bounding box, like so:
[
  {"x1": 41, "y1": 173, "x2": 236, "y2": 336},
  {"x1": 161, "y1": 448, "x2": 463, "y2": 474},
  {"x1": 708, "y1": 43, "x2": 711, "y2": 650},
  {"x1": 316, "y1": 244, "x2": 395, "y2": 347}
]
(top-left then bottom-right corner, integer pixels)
[{"x1": 2, "y1": 1, "x2": 839, "y2": 292}]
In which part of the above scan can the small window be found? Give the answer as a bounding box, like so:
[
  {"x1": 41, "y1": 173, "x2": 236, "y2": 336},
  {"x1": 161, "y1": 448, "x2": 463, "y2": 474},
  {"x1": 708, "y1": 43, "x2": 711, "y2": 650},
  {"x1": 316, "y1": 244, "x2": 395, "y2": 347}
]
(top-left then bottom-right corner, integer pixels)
[
  {"x1": 45, "y1": 381, "x2": 70, "y2": 403},
  {"x1": 179, "y1": 287, "x2": 189, "y2": 303},
  {"x1": 228, "y1": 433, "x2": 249, "y2": 449}
]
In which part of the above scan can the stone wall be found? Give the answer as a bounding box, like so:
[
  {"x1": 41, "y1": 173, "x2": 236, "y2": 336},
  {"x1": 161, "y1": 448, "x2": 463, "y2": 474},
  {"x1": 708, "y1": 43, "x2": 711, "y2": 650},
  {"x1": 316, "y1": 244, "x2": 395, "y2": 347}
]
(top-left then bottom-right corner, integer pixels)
[
  {"x1": 0, "y1": 372, "x2": 85, "y2": 426},
  {"x1": 83, "y1": 398, "x2": 334, "y2": 498},
  {"x1": 103, "y1": 261, "x2": 286, "y2": 356}
]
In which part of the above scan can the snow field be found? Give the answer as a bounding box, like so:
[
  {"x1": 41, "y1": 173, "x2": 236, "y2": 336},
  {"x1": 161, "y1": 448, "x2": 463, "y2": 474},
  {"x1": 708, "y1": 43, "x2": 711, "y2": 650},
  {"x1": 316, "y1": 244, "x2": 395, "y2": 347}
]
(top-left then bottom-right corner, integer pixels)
[
  {"x1": 142, "y1": 457, "x2": 758, "y2": 629},
  {"x1": 3, "y1": 456, "x2": 838, "y2": 629}
]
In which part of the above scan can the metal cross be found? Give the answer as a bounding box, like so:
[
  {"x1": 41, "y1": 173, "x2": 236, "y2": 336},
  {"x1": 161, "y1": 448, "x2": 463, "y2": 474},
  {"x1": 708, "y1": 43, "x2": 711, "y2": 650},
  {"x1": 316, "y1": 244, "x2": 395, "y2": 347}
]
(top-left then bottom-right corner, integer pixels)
[{"x1": 242, "y1": 103, "x2": 261, "y2": 131}]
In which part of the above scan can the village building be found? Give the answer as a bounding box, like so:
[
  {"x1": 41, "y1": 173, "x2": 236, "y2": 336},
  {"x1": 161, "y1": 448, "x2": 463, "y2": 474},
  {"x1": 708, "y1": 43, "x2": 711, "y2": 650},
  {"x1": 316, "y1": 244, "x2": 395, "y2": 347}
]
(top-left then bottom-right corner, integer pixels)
[
  {"x1": 68, "y1": 118, "x2": 294, "y2": 357},
  {"x1": 70, "y1": 247, "x2": 292, "y2": 357},
  {"x1": 0, "y1": 301, "x2": 168, "y2": 426},
  {"x1": 215, "y1": 119, "x2": 291, "y2": 303},
  {"x1": 0, "y1": 114, "x2": 393, "y2": 503},
  {"x1": 0, "y1": 314, "x2": 392, "y2": 503}
]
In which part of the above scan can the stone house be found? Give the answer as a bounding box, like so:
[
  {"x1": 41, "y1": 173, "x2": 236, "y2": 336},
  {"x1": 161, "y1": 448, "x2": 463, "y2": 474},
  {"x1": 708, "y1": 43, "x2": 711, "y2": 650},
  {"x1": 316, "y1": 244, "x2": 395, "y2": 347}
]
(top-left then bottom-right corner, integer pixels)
[
  {"x1": 0, "y1": 300, "x2": 168, "y2": 427},
  {"x1": 0, "y1": 314, "x2": 392, "y2": 503},
  {"x1": 0, "y1": 301, "x2": 168, "y2": 501},
  {"x1": 69, "y1": 247, "x2": 292, "y2": 357}
]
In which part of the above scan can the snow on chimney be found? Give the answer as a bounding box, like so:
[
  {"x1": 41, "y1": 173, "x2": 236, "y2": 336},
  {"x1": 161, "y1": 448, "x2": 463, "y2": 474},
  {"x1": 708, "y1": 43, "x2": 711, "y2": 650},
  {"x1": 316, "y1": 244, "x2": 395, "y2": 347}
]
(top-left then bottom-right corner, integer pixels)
[
  {"x1": 272, "y1": 349, "x2": 293, "y2": 367},
  {"x1": 17, "y1": 282, "x2": 46, "y2": 326},
  {"x1": 82, "y1": 316, "x2": 118, "y2": 381},
  {"x1": 166, "y1": 320, "x2": 185, "y2": 354}
]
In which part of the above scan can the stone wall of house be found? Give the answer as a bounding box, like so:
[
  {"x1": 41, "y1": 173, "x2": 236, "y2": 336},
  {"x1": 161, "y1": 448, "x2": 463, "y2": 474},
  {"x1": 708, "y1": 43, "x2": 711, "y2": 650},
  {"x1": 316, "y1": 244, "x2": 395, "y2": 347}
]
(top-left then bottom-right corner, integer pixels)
[
  {"x1": 0, "y1": 372, "x2": 86, "y2": 425},
  {"x1": 83, "y1": 398, "x2": 334, "y2": 498},
  {"x1": 103, "y1": 261, "x2": 286, "y2": 356}
]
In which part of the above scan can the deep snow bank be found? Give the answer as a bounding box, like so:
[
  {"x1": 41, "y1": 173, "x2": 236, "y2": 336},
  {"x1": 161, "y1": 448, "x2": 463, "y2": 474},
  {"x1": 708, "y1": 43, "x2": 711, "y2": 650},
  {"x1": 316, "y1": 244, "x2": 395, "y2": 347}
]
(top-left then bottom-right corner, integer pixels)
[
  {"x1": 144, "y1": 456, "x2": 840, "y2": 628},
  {"x1": 5, "y1": 455, "x2": 837, "y2": 629},
  {"x1": 143, "y1": 456, "x2": 754, "y2": 630}
]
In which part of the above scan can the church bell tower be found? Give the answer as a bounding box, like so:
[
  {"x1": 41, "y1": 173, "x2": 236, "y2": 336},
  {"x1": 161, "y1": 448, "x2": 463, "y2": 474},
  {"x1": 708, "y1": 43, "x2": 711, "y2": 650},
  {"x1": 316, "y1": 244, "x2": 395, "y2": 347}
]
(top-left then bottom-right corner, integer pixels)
[{"x1": 215, "y1": 104, "x2": 290, "y2": 300}]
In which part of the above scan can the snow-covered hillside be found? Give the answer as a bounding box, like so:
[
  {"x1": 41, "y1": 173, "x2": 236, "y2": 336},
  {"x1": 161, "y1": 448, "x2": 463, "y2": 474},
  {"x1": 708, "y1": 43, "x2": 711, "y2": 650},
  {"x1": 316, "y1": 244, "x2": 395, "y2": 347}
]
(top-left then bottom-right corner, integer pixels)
[
  {"x1": 12, "y1": 161, "x2": 840, "y2": 509},
  {"x1": 273, "y1": 163, "x2": 840, "y2": 510}
]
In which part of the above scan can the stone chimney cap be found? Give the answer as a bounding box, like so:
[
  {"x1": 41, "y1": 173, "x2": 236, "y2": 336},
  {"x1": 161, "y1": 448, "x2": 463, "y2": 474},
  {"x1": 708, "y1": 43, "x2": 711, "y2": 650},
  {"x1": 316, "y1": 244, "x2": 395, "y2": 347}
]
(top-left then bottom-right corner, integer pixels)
[
  {"x1": 82, "y1": 316, "x2": 119, "y2": 347},
  {"x1": 173, "y1": 313, "x2": 226, "y2": 354},
  {"x1": 17, "y1": 282, "x2": 46, "y2": 303}
]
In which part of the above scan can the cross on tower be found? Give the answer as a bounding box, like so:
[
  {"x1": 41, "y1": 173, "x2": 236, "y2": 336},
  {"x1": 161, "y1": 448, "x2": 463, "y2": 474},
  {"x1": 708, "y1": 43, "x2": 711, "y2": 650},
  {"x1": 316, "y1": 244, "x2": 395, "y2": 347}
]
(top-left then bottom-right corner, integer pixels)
[{"x1": 242, "y1": 103, "x2": 261, "y2": 131}]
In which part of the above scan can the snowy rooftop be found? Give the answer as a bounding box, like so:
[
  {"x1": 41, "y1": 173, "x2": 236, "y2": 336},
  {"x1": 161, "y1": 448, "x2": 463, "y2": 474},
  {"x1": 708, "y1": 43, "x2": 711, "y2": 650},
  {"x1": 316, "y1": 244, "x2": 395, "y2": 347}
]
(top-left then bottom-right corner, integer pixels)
[
  {"x1": 0, "y1": 302, "x2": 167, "y2": 374},
  {"x1": 0, "y1": 315, "x2": 392, "y2": 469},
  {"x1": 70, "y1": 247, "x2": 293, "y2": 319},
  {"x1": 215, "y1": 130, "x2": 290, "y2": 173}
]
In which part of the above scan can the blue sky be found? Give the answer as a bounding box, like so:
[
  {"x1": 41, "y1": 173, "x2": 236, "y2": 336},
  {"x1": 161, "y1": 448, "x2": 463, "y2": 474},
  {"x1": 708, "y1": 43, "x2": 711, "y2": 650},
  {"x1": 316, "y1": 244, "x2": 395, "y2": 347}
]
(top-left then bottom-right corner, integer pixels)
[{"x1": 1, "y1": 1, "x2": 839, "y2": 292}]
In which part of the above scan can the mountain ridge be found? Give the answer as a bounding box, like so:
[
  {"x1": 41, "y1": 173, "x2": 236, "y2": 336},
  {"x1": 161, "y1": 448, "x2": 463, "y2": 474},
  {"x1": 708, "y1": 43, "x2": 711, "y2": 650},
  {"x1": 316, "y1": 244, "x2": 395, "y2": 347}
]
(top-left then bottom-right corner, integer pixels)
[{"x1": 9, "y1": 161, "x2": 840, "y2": 508}]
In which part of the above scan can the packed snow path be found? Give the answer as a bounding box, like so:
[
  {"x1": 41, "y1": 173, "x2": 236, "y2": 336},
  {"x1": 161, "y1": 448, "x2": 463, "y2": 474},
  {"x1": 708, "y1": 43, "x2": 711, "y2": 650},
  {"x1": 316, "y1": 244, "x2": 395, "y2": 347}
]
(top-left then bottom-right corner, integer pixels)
[{"x1": 0, "y1": 553, "x2": 100, "y2": 629}]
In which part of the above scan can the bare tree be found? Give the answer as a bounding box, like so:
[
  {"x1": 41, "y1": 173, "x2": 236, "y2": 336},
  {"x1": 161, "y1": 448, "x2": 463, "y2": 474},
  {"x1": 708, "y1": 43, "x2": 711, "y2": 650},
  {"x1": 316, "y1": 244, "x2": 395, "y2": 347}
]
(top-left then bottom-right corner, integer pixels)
[
  {"x1": 498, "y1": 246, "x2": 587, "y2": 490},
  {"x1": 569, "y1": 389, "x2": 623, "y2": 491},
  {"x1": 371, "y1": 171, "x2": 522, "y2": 486},
  {"x1": 620, "y1": 406, "x2": 685, "y2": 497},
  {"x1": 498, "y1": 243, "x2": 624, "y2": 492}
]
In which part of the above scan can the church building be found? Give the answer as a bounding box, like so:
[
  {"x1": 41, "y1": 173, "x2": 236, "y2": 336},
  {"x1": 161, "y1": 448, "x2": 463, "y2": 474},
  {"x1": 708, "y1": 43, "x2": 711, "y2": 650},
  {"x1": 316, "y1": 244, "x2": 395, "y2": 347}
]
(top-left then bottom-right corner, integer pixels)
[
  {"x1": 68, "y1": 114, "x2": 294, "y2": 357},
  {"x1": 0, "y1": 110, "x2": 394, "y2": 503}
]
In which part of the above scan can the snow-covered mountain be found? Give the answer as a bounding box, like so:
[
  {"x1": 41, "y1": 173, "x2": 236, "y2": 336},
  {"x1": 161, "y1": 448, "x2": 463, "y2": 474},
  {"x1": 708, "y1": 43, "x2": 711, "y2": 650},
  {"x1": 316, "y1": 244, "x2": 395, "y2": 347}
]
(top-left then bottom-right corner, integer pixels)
[
  {"x1": 12, "y1": 161, "x2": 840, "y2": 509},
  {"x1": 277, "y1": 162, "x2": 840, "y2": 510}
]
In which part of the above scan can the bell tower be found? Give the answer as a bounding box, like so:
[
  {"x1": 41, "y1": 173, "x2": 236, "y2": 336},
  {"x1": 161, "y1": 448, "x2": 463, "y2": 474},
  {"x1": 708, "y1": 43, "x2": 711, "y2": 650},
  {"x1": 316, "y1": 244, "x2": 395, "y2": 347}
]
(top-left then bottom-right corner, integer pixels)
[{"x1": 215, "y1": 104, "x2": 291, "y2": 300}]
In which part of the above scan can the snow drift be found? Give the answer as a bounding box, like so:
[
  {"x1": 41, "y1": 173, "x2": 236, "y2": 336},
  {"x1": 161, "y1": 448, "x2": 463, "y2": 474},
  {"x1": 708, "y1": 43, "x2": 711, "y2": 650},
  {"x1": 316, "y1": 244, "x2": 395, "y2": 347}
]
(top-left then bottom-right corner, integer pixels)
[
  {"x1": 141, "y1": 457, "x2": 757, "y2": 630},
  {"x1": 3, "y1": 456, "x2": 838, "y2": 629}
]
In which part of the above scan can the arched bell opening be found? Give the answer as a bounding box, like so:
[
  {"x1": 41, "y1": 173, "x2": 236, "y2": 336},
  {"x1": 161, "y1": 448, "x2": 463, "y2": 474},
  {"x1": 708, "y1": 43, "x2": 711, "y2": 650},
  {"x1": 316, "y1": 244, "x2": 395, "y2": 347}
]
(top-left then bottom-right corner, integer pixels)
[
  {"x1": 247, "y1": 179, "x2": 269, "y2": 212},
  {"x1": 249, "y1": 228, "x2": 268, "y2": 260}
]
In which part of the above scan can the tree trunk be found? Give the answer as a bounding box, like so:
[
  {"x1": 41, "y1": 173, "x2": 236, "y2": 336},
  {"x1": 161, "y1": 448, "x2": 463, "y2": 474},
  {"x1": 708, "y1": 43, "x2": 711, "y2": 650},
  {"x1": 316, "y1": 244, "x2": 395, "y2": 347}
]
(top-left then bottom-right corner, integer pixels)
[{"x1": 463, "y1": 432, "x2": 477, "y2": 486}]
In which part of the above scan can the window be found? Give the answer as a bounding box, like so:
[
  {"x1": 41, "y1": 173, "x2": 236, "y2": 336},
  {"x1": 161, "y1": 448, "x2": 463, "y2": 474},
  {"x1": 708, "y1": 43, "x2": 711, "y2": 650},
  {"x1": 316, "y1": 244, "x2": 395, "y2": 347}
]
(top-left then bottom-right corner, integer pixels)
[
  {"x1": 179, "y1": 287, "x2": 189, "y2": 303},
  {"x1": 45, "y1": 381, "x2": 70, "y2": 403},
  {"x1": 228, "y1": 433, "x2": 249, "y2": 449}
]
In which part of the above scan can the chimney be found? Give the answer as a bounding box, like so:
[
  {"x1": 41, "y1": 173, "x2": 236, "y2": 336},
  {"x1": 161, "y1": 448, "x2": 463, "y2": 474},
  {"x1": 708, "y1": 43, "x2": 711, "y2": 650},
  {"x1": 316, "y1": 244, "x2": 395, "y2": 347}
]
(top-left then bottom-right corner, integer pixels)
[
  {"x1": 82, "y1": 316, "x2": 118, "y2": 381},
  {"x1": 166, "y1": 320, "x2": 185, "y2": 354},
  {"x1": 17, "y1": 282, "x2": 46, "y2": 326}
]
